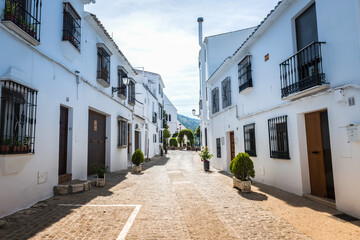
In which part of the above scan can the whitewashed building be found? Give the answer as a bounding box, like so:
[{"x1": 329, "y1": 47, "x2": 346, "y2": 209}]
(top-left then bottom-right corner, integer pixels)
[
  {"x1": 0, "y1": 0, "x2": 172, "y2": 217},
  {"x1": 164, "y1": 94, "x2": 178, "y2": 136},
  {"x1": 198, "y1": 0, "x2": 360, "y2": 218}
]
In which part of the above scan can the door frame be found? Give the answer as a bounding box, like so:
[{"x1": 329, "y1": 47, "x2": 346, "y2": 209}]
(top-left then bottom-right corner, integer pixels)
[{"x1": 58, "y1": 105, "x2": 73, "y2": 183}]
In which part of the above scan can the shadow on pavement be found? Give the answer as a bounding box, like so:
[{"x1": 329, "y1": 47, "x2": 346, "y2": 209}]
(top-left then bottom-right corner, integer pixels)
[{"x1": 237, "y1": 190, "x2": 268, "y2": 201}]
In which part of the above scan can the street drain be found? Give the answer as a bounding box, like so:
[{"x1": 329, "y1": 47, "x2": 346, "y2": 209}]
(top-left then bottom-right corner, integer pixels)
[{"x1": 333, "y1": 213, "x2": 359, "y2": 222}]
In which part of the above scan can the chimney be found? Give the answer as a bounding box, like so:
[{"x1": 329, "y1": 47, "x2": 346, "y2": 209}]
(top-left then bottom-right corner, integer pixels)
[{"x1": 197, "y1": 17, "x2": 204, "y2": 47}]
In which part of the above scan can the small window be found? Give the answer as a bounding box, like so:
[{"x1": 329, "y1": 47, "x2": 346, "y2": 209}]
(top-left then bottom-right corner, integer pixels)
[
  {"x1": 153, "y1": 134, "x2": 157, "y2": 143},
  {"x1": 244, "y1": 123, "x2": 256, "y2": 157},
  {"x1": 117, "y1": 69, "x2": 127, "y2": 98},
  {"x1": 63, "y1": 3, "x2": 81, "y2": 51},
  {"x1": 169, "y1": 114, "x2": 171, "y2": 122},
  {"x1": 221, "y1": 77, "x2": 231, "y2": 108},
  {"x1": 128, "y1": 80, "x2": 135, "y2": 105},
  {"x1": 211, "y1": 87, "x2": 219, "y2": 114},
  {"x1": 118, "y1": 120, "x2": 127, "y2": 147},
  {"x1": 238, "y1": 55, "x2": 252, "y2": 92},
  {"x1": 0, "y1": 81, "x2": 38, "y2": 154},
  {"x1": 97, "y1": 47, "x2": 111, "y2": 84},
  {"x1": 216, "y1": 138, "x2": 221, "y2": 158},
  {"x1": 268, "y1": 116, "x2": 290, "y2": 159},
  {"x1": 159, "y1": 130, "x2": 163, "y2": 143}
]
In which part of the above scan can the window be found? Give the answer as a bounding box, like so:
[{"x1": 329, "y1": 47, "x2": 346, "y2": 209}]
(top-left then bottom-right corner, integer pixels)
[
  {"x1": 2, "y1": 0, "x2": 42, "y2": 42},
  {"x1": 216, "y1": 138, "x2": 221, "y2": 158},
  {"x1": 159, "y1": 130, "x2": 163, "y2": 143},
  {"x1": 153, "y1": 134, "x2": 157, "y2": 143},
  {"x1": 118, "y1": 120, "x2": 127, "y2": 147},
  {"x1": 296, "y1": 3, "x2": 318, "y2": 51},
  {"x1": 128, "y1": 80, "x2": 135, "y2": 105},
  {"x1": 268, "y1": 116, "x2": 289, "y2": 159},
  {"x1": 0, "y1": 81, "x2": 38, "y2": 154},
  {"x1": 244, "y1": 123, "x2": 256, "y2": 157},
  {"x1": 63, "y1": 3, "x2": 81, "y2": 51},
  {"x1": 169, "y1": 114, "x2": 171, "y2": 122},
  {"x1": 211, "y1": 87, "x2": 219, "y2": 114},
  {"x1": 238, "y1": 55, "x2": 252, "y2": 92},
  {"x1": 97, "y1": 46, "x2": 111, "y2": 85},
  {"x1": 221, "y1": 77, "x2": 231, "y2": 108},
  {"x1": 117, "y1": 69, "x2": 127, "y2": 98}
]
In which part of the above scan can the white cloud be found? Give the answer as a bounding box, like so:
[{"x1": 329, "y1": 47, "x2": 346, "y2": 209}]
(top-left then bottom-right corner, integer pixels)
[{"x1": 85, "y1": 0, "x2": 279, "y2": 117}]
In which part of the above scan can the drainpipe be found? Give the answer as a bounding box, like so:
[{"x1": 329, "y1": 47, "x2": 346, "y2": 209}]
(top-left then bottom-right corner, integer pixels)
[{"x1": 198, "y1": 17, "x2": 208, "y2": 147}]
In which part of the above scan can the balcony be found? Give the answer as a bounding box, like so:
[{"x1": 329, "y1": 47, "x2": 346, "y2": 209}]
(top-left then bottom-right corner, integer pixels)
[
  {"x1": 2, "y1": 0, "x2": 42, "y2": 46},
  {"x1": 280, "y1": 42, "x2": 328, "y2": 100},
  {"x1": 152, "y1": 113, "x2": 157, "y2": 123},
  {"x1": 117, "y1": 84, "x2": 127, "y2": 100}
]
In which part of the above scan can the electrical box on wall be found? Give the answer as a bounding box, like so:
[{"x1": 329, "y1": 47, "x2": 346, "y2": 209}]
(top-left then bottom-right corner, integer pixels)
[{"x1": 347, "y1": 124, "x2": 360, "y2": 142}]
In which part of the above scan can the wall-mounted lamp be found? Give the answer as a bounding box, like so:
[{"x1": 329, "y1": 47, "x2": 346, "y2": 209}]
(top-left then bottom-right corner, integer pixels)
[
  {"x1": 112, "y1": 77, "x2": 130, "y2": 93},
  {"x1": 192, "y1": 109, "x2": 200, "y2": 117}
]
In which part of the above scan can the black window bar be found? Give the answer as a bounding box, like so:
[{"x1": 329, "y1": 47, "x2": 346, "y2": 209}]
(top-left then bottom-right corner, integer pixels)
[
  {"x1": 238, "y1": 55, "x2": 252, "y2": 92},
  {"x1": 212, "y1": 87, "x2": 219, "y2": 114},
  {"x1": 63, "y1": 3, "x2": 81, "y2": 51},
  {"x1": 244, "y1": 123, "x2": 256, "y2": 157},
  {"x1": 216, "y1": 138, "x2": 221, "y2": 158},
  {"x1": 152, "y1": 112, "x2": 157, "y2": 123},
  {"x1": 117, "y1": 70, "x2": 127, "y2": 97},
  {"x1": 0, "y1": 80, "x2": 38, "y2": 154},
  {"x1": 117, "y1": 120, "x2": 127, "y2": 147},
  {"x1": 221, "y1": 77, "x2": 231, "y2": 108},
  {"x1": 268, "y1": 116, "x2": 290, "y2": 159},
  {"x1": 128, "y1": 81, "x2": 135, "y2": 105},
  {"x1": 3, "y1": 0, "x2": 42, "y2": 42},
  {"x1": 280, "y1": 41, "x2": 326, "y2": 98},
  {"x1": 97, "y1": 48, "x2": 110, "y2": 83}
]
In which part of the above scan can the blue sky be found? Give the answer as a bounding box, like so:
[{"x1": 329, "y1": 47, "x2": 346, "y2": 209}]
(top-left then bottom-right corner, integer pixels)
[{"x1": 85, "y1": 0, "x2": 280, "y2": 118}]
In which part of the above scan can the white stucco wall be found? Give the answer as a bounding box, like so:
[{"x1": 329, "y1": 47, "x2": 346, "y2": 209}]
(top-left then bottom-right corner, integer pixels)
[{"x1": 164, "y1": 94, "x2": 178, "y2": 135}]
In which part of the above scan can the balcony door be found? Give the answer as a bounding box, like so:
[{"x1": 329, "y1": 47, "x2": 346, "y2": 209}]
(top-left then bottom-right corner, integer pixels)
[{"x1": 296, "y1": 3, "x2": 320, "y2": 90}]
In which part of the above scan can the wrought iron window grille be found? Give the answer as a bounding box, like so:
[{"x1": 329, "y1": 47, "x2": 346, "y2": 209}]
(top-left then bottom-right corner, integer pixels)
[
  {"x1": 0, "y1": 80, "x2": 38, "y2": 154},
  {"x1": 97, "y1": 47, "x2": 110, "y2": 83},
  {"x1": 2, "y1": 0, "x2": 42, "y2": 42},
  {"x1": 268, "y1": 116, "x2": 290, "y2": 159},
  {"x1": 62, "y1": 3, "x2": 81, "y2": 51},
  {"x1": 128, "y1": 81, "x2": 135, "y2": 105},
  {"x1": 216, "y1": 138, "x2": 221, "y2": 158},
  {"x1": 238, "y1": 55, "x2": 252, "y2": 92},
  {"x1": 211, "y1": 87, "x2": 219, "y2": 114},
  {"x1": 117, "y1": 120, "x2": 127, "y2": 147},
  {"x1": 221, "y1": 77, "x2": 231, "y2": 109},
  {"x1": 280, "y1": 41, "x2": 326, "y2": 98},
  {"x1": 244, "y1": 123, "x2": 256, "y2": 157}
]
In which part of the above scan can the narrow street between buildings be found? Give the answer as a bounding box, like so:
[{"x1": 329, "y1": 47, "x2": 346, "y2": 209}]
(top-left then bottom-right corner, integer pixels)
[{"x1": 0, "y1": 150, "x2": 359, "y2": 240}]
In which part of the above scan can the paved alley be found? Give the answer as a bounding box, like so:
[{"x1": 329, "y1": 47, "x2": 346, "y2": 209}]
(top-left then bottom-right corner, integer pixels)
[{"x1": 0, "y1": 150, "x2": 359, "y2": 240}]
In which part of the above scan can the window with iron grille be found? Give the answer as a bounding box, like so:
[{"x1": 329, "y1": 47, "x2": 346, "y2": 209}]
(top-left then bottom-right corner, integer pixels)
[
  {"x1": 244, "y1": 123, "x2": 256, "y2": 157},
  {"x1": 159, "y1": 130, "x2": 163, "y2": 143},
  {"x1": 128, "y1": 80, "x2": 135, "y2": 105},
  {"x1": 2, "y1": 0, "x2": 42, "y2": 42},
  {"x1": 0, "y1": 81, "x2": 38, "y2": 154},
  {"x1": 211, "y1": 87, "x2": 219, "y2": 114},
  {"x1": 221, "y1": 77, "x2": 231, "y2": 108},
  {"x1": 216, "y1": 138, "x2": 221, "y2": 158},
  {"x1": 169, "y1": 114, "x2": 171, "y2": 122},
  {"x1": 117, "y1": 120, "x2": 127, "y2": 147},
  {"x1": 268, "y1": 116, "x2": 290, "y2": 159},
  {"x1": 97, "y1": 47, "x2": 110, "y2": 83},
  {"x1": 117, "y1": 69, "x2": 127, "y2": 98},
  {"x1": 153, "y1": 134, "x2": 157, "y2": 143},
  {"x1": 63, "y1": 3, "x2": 81, "y2": 51},
  {"x1": 238, "y1": 55, "x2": 252, "y2": 92}
]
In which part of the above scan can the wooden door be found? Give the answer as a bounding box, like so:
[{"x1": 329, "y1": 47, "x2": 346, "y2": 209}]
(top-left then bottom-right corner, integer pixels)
[
  {"x1": 305, "y1": 112, "x2": 327, "y2": 197},
  {"x1": 230, "y1": 132, "x2": 235, "y2": 161},
  {"x1": 135, "y1": 131, "x2": 140, "y2": 150},
  {"x1": 59, "y1": 107, "x2": 68, "y2": 175},
  {"x1": 88, "y1": 110, "x2": 106, "y2": 175}
]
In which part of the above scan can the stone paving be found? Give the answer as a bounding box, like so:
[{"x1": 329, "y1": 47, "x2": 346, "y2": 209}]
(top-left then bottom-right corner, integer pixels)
[{"x1": 0, "y1": 150, "x2": 359, "y2": 239}]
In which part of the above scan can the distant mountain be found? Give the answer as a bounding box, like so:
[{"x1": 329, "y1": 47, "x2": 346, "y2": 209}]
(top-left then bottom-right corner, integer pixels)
[{"x1": 177, "y1": 114, "x2": 200, "y2": 133}]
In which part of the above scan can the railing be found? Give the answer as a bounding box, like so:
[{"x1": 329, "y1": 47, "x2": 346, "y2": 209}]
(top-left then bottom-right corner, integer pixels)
[
  {"x1": 63, "y1": 3, "x2": 81, "y2": 51},
  {"x1": 280, "y1": 42, "x2": 326, "y2": 98},
  {"x1": 3, "y1": 0, "x2": 42, "y2": 42},
  {"x1": 128, "y1": 81, "x2": 135, "y2": 105},
  {"x1": 152, "y1": 113, "x2": 157, "y2": 123},
  {"x1": 97, "y1": 67, "x2": 109, "y2": 83}
]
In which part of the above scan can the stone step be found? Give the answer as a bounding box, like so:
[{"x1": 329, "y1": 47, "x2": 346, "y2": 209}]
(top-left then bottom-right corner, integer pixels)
[{"x1": 53, "y1": 179, "x2": 92, "y2": 195}]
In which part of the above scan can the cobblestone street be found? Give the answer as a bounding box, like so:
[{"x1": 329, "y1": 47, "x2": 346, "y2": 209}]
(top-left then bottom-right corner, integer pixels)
[{"x1": 0, "y1": 150, "x2": 359, "y2": 240}]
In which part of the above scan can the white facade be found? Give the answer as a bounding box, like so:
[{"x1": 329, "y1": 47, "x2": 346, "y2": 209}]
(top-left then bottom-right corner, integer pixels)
[
  {"x1": 198, "y1": 0, "x2": 360, "y2": 218},
  {"x1": 164, "y1": 94, "x2": 178, "y2": 135},
  {"x1": 0, "y1": 0, "x2": 172, "y2": 217}
]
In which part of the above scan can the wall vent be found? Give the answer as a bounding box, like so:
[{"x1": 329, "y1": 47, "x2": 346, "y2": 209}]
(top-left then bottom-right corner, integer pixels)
[{"x1": 348, "y1": 97, "x2": 355, "y2": 106}]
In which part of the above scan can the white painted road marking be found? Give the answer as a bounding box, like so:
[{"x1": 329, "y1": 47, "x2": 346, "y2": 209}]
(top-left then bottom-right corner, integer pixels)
[{"x1": 59, "y1": 204, "x2": 142, "y2": 240}]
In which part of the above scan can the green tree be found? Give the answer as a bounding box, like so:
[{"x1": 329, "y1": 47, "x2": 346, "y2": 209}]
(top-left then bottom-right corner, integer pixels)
[
  {"x1": 169, "y1": 137, "x2": 178, "y2": 147},
  {"x1": 229, "y1": 153, "x2": 255, "y2": 181},
  {"x1": 132, "y1": 149, "x2": 145, "y2": 166},
  {"x1": 178, "y1": 129, "x2": 194, "y2": 147},
  {"x1": 194, "y1": 126, "x2": 200, "y2": 138}
]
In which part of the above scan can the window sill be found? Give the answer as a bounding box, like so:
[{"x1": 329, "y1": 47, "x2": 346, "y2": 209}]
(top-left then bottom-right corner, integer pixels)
[
  {"x1": 0, "y1": 154, "x2": 34, "y2": 175},
  {"x1": 239, "y1": 86, "x2": 253, "y2": 95},
  {"x1": 1, "y1": 20, "x2": 40, "y2": 46},
  {"x1": 117, "y1": 145, "x2": 127, "y2": 149},
  {"x1": 97, "y1": 78, "x2": 110, "y2": 88},
  {"x1": 210, "y1": 105, "x2": 236, "y2": 118},
  {"x1": 117, "y1": 93, "x2": 126, "y2": 100}
]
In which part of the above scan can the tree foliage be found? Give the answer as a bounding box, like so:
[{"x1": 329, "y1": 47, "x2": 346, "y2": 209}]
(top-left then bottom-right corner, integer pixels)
[
  {"x1": 229, "y1": 153, "x2": 255, "y2": 181},
  {"x1": 132, "y1": 149, "x2": 145, "y2": 166},
  {"x1": 163, "y1": 129, "x2": 171, "y2": 140},
  {"x1": 172, "y1": 132, "x2": 178, "y2": 138},
  {"x1": 178, "y1": 129, "x2": 194, "y2": 147},
  {"x1": 194, "y1": 126, "x2": 200, "y2": 138},
  {"x1": 169, "y1": 137, "x2": 178, "y2": 147}
]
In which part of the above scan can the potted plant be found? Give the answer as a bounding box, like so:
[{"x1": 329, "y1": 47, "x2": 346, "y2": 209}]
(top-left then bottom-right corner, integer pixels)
[
  {"x1": 0, "y1": 138, "x2": 11, "y2": 154},
  {"x1": 93, "y1": 165, "x2": 108, "y2": 187},
  {"x1": 3, "y1": 1, "x2": 17, "y2": 22},
  {"x1": 229, "y1": 152, "x2": 255, "y2": 193},
  {"x1": 199, "y1": 147, "x2": 213, "y2": 171},
  {"x1": 169, "y1": 137, "x2": 177, "y2": 150},
  {"x1": 132, "y1": 149, "x2": 144, "y2": 173}
]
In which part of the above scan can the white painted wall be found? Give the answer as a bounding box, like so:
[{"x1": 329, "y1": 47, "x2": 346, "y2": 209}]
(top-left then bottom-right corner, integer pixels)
[
  {"x1": 164, "y1": 94, "x2": 178, "y2": 135},
  {"x1": 200, "y1": 0, "x2": 360, "y2": 218}
]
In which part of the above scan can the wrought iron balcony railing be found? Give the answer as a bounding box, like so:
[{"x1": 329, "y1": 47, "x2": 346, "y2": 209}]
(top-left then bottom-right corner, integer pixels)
[
  {"x1": 280, "y1": 42, "x2": 326, "y2": 98},
  {"x1": 2, "y1": 0, "x2": 42, "y2": 42}
]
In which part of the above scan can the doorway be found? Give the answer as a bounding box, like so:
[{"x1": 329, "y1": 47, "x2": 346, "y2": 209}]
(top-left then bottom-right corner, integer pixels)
[
  {"x1": 135, "y1": 131, "x2": 141, "y2": 151},
  {"x1": 58, "y1": 106, "x2": 71, "y2": 183},
  {"x1": 87, "y1": 110, "x2": 106, "y2": 175},
  {"x1": 229, "y1": 131, "x2": 235, "y2": 161},
  {"x1": 305, "y1": 110, "x2": 335, "y2": 199}
]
